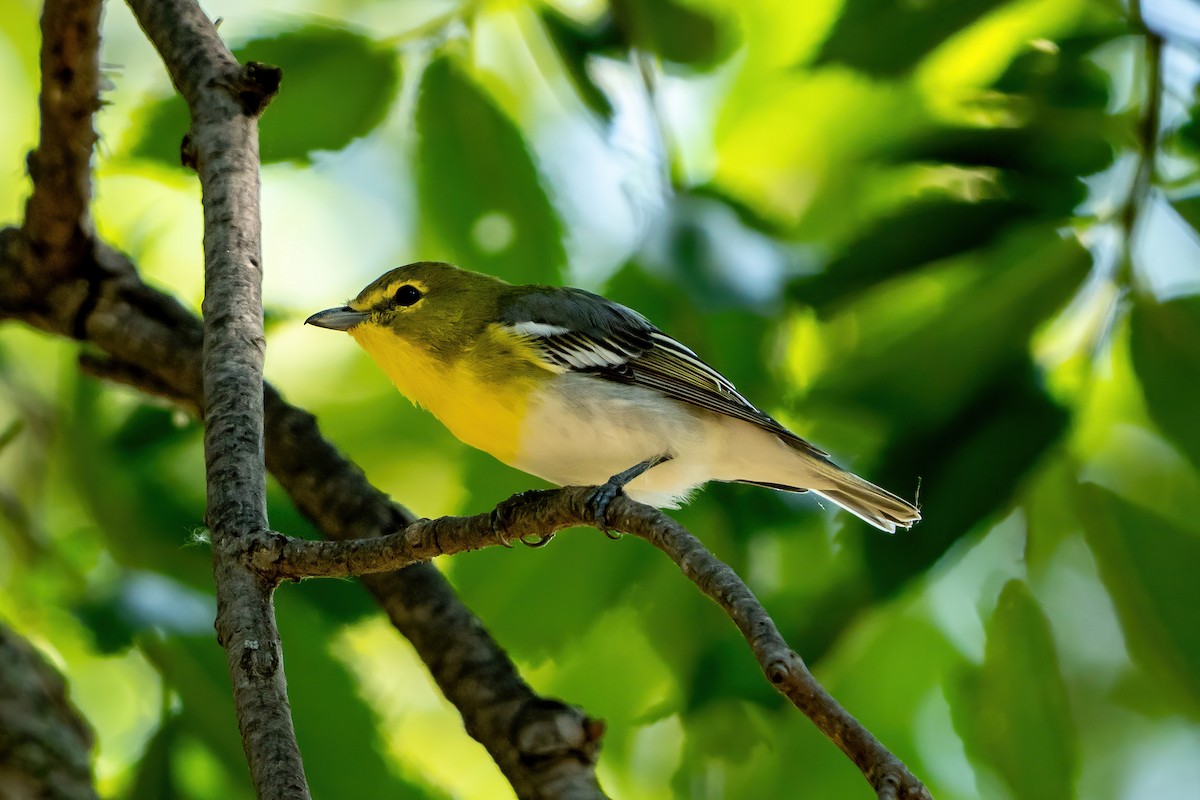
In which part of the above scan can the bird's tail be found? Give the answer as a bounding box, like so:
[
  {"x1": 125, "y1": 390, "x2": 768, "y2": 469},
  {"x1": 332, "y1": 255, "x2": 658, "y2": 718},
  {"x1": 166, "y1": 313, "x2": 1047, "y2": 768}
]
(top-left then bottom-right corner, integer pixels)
[{"x1": 811, "y1": 467, "x2": 920, "y2": 534}]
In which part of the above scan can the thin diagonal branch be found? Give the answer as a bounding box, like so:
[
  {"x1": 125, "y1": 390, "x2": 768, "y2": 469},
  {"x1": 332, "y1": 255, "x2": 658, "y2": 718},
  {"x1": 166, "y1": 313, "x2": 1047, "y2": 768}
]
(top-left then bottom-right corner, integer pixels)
[
  {"x1": 0, "y1": 624, "x2": 99, "y2": 800},
  {"x1": 23, "y1": 0, "x2": 104, "y2": 280},
  {"x1": 244, "y1": 488, "x2": 931, "y2": 800}
]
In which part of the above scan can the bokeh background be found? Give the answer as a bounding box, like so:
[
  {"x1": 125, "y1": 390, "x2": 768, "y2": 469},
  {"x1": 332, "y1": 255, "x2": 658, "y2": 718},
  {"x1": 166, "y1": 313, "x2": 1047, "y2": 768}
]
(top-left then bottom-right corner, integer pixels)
[{"x1": 2, "y1": 0, "x2": 1200, "y2": 797}]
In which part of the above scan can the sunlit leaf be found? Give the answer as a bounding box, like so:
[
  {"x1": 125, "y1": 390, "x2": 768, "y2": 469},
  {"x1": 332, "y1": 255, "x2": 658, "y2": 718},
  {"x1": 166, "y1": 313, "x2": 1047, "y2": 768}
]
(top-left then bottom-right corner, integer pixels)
[
  {"x1": 415, "y1": 57, "x2": 566, "y2": 284},
  {"x1": 1077, "y1": 484, "x2": 1200, "y2": 715},
  {"x1": 147, "y1": 594, "x2": 438, "y2": 800},
  {"x1": 806, "y1": 230, "x2": 1090, "y2": 428},
  {"x1": 130, "y1": 24, "x2": 398, "y2": 166},
  {"x1": 274, "y1": 593, "x2": 439, "y2": 800},
  {"x1": 795, "y1": 199, "x2": 1037, "y2": 309},
  {"x1": 814, "y1": 0, "x2": 1009, "y2": 76},
  {"x1": 1130, "y1": 295, "x2": 1200, "y2": 471},
  {"x1": 951, "y1": 580, "x2": 1077, "y2": 800}
]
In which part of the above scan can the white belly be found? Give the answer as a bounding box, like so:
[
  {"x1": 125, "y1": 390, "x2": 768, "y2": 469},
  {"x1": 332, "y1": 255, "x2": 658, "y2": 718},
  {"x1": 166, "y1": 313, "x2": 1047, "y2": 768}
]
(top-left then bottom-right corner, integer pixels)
[{"x1": 510, "y1": 373, "x2": 809, "y2": 508}]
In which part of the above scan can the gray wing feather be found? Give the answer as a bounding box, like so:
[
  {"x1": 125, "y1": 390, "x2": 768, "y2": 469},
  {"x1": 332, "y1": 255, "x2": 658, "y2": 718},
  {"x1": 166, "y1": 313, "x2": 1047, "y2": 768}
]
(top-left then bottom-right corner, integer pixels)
[{"x1": 499, "y1": 287, "x2": 830, "y2": 460}]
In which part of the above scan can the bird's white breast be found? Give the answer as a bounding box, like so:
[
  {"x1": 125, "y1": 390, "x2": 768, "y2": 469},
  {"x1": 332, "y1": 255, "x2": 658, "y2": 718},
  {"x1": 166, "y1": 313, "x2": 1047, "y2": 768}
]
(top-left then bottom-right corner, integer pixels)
[{"x1": 512, "y1": 374, "x2": 732, "y2": 507}]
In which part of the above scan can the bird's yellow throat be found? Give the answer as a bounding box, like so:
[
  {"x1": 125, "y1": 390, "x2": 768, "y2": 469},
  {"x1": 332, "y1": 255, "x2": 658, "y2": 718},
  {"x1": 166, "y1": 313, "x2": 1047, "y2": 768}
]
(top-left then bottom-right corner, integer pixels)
[{"x1": 348, "y1": 323, "x2": 537, "y2": 464}]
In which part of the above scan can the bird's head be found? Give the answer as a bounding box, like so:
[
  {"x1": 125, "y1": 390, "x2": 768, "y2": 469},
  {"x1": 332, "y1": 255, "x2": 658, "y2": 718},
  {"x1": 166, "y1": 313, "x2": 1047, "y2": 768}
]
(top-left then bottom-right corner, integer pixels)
[{"x1": 306, "y1": 261, "x2": 507, "y2": 360}]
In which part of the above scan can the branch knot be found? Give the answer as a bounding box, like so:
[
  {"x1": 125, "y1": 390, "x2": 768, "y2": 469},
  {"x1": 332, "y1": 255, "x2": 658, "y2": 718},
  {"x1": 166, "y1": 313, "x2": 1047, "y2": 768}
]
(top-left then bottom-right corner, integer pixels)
[{"x1": 235, "y1": 62, "x2": 282, "y2": 116}]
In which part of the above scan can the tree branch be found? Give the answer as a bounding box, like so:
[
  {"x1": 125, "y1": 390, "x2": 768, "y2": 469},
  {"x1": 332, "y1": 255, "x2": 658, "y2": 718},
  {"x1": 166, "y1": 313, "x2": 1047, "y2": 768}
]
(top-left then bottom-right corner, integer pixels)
[
  {"x1": 244, "y1": 488, "x2": 931, "y2": 800},
  {"x1": 23, "y1": 0, "x2": 103, "y2": 281},
  {"x1": 2, "y1": 2, "x2": 929, "y2": 798},
  {"x1": 123, "y1": 2, "x2": 307, "y2": 797},
  {"x1": 0, "y1": 623, "x2": 99, "y2": 800},
  {"x1": 0, "y1": 237, "x2": 611, "y2": 799},
  {"x1": 1, "y1": 9, "x2": 609, "y2": 791}
]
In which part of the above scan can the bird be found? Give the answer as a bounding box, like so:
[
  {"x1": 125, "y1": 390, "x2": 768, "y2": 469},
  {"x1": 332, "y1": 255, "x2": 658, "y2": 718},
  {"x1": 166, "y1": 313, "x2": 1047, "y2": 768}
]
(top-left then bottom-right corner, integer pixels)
[{"x1": 306, "y1": 261, "x2": 920, "y2": 533}]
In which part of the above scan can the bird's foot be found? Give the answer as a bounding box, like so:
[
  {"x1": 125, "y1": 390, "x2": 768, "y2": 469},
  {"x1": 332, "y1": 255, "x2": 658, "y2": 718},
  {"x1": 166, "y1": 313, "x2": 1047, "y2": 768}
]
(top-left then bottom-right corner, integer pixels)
[
  {"x1": 489, "y1": 505, "x2": 517, "y2": 549},
  {"x1": 586, "y1": 481, "x2": 625, "y2": 536},
  {"x1": 587, "y1": 454, "x2": 673, "y2": 535}
]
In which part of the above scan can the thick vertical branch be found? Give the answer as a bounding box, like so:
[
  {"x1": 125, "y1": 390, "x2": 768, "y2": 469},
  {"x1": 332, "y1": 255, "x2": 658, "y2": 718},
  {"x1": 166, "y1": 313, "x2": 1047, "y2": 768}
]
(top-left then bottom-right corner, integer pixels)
[
  {"x1": 23, "y1": 0, "x2": 103, "y2": 279},
  {"x1": 124, "y1": 1, "x2": 303, "y2": 797}
]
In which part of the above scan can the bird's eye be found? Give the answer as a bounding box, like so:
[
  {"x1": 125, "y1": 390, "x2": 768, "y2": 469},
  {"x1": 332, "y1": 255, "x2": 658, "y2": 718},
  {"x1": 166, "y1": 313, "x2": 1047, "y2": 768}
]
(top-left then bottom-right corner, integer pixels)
[{"x1": 393, "y1": 284, "x2": 423, "y2": 307}]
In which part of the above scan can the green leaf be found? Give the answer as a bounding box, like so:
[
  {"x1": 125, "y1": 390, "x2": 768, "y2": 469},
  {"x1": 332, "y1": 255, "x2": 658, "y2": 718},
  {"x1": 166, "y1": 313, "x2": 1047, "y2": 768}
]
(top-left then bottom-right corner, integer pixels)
[
  {"x1": 128, "y1": 715, "x2": 182, "y2": 800},
  {"x1": 64, "y1": 379, "x2": 210, "y2": 588},
  {"x1": 1176, "y1": 101, "x2": 1200, "y2": 156},
  {"x1": 0, "y1": 417, "x2": 23, "y2": 454},
  {"x1": 894, "y1": 126, "x2": 1114, "y2": 181},
  {"x1": 806, "y1": 230, "x2": 1090, "y2": 429},
  {"x1": 610, "y1": 0, "x2": 734, "y2": 68},
  {"x1": 861, "y1": 362, "x2": 1069, "y2": 598},
  {"x1": 539, "y1": 9, "x2": 618, "y2": 120},
  {"x1": 74, "y1": 570, "x2": 213, "y2": 655},
  {"x1": 113, "y1": 405, "x2": 197, "y2": 452},
  {"x1": 1172, "y1": 194, "x2": 1200, "y2": 236},
  {"x1": 814, "y1": 0, "x2": 1010, "y2": 77},
  {"x1": 795, "y1": 199, "x2": 1040, "y2": 309},
  {"x1": 951, "y1": 580, "x2": 1078, "y2": 800},
  {"x1": 450, "y1": 511, "x2": 655, "y2": 662},
  {"x1": 130, "y1": 24, "x2": 398, "y2": 166},
  {"x1": 1130, "y1": 295, "x2": 1200, "y2": 471},
  {"x1": 274, "y1": 593, "x2": 439, "y2": 800},
  {"x1": 1077, "y1": 484, "x2": 1200, "y2": 714},
  {"x1": 991, "y1": 34, "x2": 1113, "y2": 110},
  {"x1": 415, "y1": 57, "x2": 566, "y2": 284},
  {"x1": 140, "y1": 636, "x2": 255, "y2": 795}
]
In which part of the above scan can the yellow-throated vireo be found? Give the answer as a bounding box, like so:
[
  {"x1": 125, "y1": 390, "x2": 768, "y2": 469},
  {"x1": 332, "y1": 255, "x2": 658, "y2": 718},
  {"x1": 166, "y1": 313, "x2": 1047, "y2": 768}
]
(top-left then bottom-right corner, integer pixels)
[{"x1": 307, "y1": 262, "x2": 920, "y2": 532}]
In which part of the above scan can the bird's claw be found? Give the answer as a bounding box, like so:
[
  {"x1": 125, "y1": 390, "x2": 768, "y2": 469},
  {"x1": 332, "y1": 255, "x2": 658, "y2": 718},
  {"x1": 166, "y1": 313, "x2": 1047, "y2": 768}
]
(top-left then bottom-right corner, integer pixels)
[
  {"x1": 520, "y1": 532, "x2": 555, "y2": 548},
  {"x1": 492, "y1": 490, "x2": 558, "y2": 549},
  {"x1": 489, "y1": 506, "x2": 517, "y2": 549},
  {"x1": 586, "y1": 481, "x2": 624, "y2": 536}
]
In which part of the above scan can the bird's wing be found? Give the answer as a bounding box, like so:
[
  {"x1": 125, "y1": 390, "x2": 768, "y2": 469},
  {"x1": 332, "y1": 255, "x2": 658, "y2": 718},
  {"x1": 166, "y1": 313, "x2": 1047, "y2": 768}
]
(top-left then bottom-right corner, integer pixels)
[{"x1": 498, "y1": 287, "x2": 830, "y2": 460}]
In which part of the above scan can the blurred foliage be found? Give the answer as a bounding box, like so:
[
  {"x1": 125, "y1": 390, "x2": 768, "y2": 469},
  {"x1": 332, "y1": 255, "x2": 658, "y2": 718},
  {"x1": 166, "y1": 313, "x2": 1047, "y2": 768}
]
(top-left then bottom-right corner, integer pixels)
[
  {"x1": 950, "y1": 580, "x2": 1077, "y2": 800},
  {"x1": 2, "y1": 0, "x2": 1200, "y2": 798},
  {"x1": 131, "y1": 24, "x2": 399, "y2": 165}
]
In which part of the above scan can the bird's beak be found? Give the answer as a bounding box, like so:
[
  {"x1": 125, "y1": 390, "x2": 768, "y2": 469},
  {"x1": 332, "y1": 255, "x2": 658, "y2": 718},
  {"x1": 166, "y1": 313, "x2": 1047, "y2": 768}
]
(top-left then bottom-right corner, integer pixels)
[{"x1": 305, "y1": 306, "x2": 370, "y2": 331}]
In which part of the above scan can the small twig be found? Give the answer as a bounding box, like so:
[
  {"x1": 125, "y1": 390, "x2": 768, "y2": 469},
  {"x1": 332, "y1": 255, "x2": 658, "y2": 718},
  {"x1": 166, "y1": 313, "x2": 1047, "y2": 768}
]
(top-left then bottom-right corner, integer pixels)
[
  {"x1": 1116, "y1": 0, "x2": 1164, "y2": 290},
  {"x1": 247, "y1": 488, "x2": 931, "y2": 799},
  {"x1": 634, "y1": 49, "x2": 679, "y2": 196},
  {"x1": 23, "y1": 0, "x2": 104, "y2": 280}
]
